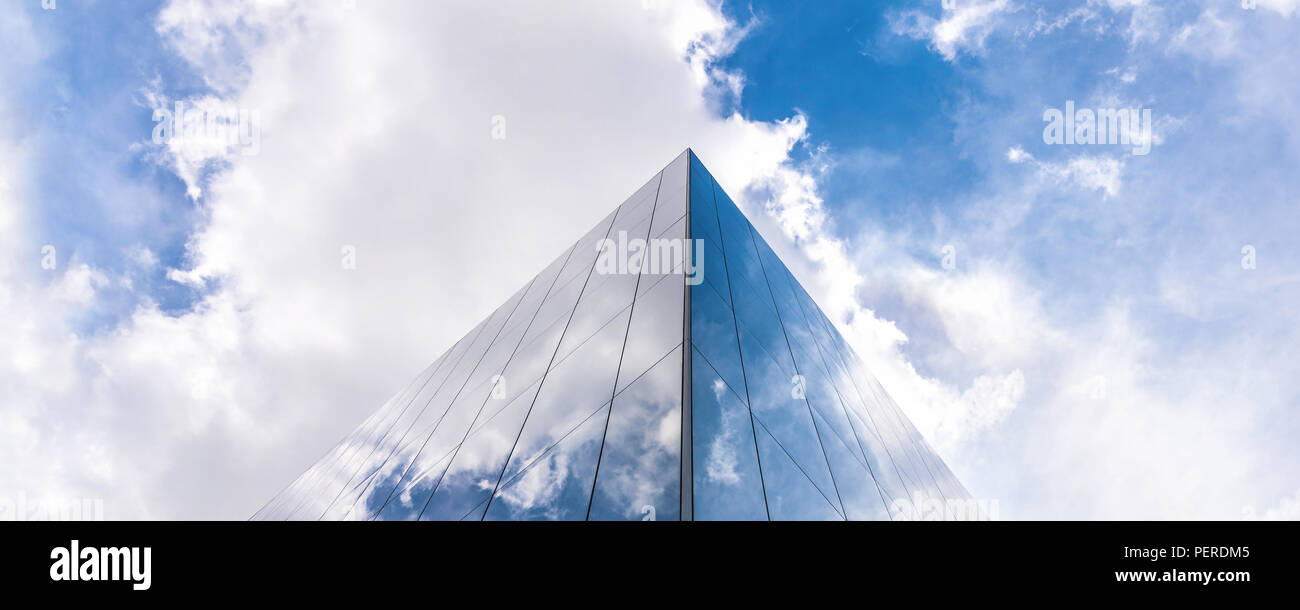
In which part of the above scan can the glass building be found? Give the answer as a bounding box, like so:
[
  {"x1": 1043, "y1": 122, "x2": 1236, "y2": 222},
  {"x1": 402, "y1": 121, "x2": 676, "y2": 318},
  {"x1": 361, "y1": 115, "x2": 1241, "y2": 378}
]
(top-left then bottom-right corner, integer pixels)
[{"x1": 254, "y1": 149, "x2": 975, "y2": 521}]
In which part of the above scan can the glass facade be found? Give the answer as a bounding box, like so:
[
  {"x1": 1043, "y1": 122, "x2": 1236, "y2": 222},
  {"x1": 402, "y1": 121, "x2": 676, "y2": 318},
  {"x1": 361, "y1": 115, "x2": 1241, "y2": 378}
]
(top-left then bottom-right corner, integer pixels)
[{"x1": 254, "y1": 149, "x2": 973, "y2": 521}]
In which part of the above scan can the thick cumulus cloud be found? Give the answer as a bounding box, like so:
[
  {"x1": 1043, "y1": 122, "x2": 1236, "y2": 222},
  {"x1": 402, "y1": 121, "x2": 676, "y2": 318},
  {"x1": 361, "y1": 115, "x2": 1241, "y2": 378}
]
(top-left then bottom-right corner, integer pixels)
[{"x1": 0, "y1": 0, "x2": 820, "y2": 518}]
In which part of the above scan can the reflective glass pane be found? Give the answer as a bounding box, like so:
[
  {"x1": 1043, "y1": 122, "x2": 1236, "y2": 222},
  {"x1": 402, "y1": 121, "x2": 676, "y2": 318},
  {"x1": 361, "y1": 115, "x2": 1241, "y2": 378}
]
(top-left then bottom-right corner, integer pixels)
[
  {"x1": 837, "y1": 380, "x2": 913, "y2": 505},
  {"x1": 809, "y1": 407, "x2": 890, "y2": 520},
  {"x1": 696, "y1": 235, "x2": 730, "y2": 306},
  {"x1": 691, "y1": 347, "x2": 768, "y2": 520},
  {"x1": 419, "y1": 378, "x2": 544, "y2": 521},
  {"x1": 616, "y1": 265, "x2": 683, "y2": 393},
  {"x1": 588, "y1": 345, "x2": 682, "y2": 521},
  {"x1": 265, "y1": 364, "x2": 437, "y2": 519},
  {"x1": 484, "y1": 403, "x2": 610, "y2": 521},
  {"x1": 496, "y1": 308, "x2": 630, "y2": 487},
  {"x1": 612, "y1": 169, "x2": 662, "y2": 229},
  {"x1": 731, "y1": 279, "x2": 793, "y2": 371},
  {"x1": 641, "y1": 214, "x2": 686, "y2": 293},
  {"x1": 365, "y1": 376, "x2": 501, "y2": 519},
  {"x1": 553, "y1": 209, "x2": 615, "y2": 288},
  {"x1": 688, "y1": 153, "x2": 722, "y2": 249},
  {"x1": 878, "y1": 395, "x2": 955, "y2": 517},
  {"x1": 557, "y1": 255, "x2": 640, "y2": 361},
  {"x1": 330, "y1": 284, "x2": 530, "y2": 519},
  {"x1": 493, "y1": 246, "x2": 571, "y2": 342},
  {"x1": 718, "y1": 244, "x2": 770, "y2": 320},
  {"x1": 557, "y1": 205, "x2": 653, "y2": 358},
  {"x1": 737, "y1": 321, "x2": 840, "y2": 510},
  {"x1": 650, "y1": 149, "x2": 691, "y2": 235},
  {"x1": 765, "y1": 270, "x2": 874, "y2": 483},
  {"x1": 846, "y1": 361, "x2": 934, "y2": 499},
  {"x1": 652, "y1": 150, "x2": 688, "y2": 238},
  {"x1": 370, "y1": 445, "x2": 458, "y2": 521},
  {"x1": 310, "y1": 311, "x2": 507, "y2": 519},
  {"x1": 504, "y1": 309, "x2": 572, "y2": 394},
  {"x1": 689, "y1": 280, "x2": 746, "y2": 399},
  {"x1": 753, "y1": 422, "x2": 843, "y2": 520}
]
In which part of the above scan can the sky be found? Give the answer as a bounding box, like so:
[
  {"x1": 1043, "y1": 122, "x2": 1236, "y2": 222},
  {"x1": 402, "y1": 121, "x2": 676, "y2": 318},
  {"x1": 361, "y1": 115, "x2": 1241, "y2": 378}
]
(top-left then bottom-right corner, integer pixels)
[{"x1": 0, "y1": 0, "x2": 1296, "y2": 520}]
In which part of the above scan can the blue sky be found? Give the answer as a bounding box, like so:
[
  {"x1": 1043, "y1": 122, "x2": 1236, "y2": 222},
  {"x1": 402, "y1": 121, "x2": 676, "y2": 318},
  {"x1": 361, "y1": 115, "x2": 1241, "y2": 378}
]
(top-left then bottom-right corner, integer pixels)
[
  {"x1": 1, "y1": 0, "x2": 1298, "y2": 519},
  {"x1": 20, "y1": 1, "x2": 211, "y2": 324},
  {"x1": 717, "y1": 0, "x2": 981, "y2": 215}
]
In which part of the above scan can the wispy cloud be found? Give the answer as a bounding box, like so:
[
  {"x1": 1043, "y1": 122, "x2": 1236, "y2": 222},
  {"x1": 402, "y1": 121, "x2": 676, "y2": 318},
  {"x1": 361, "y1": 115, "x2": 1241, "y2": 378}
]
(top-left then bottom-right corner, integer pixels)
[{"x1": 890, "y1": 0, "x2": 1013, "y2": 61}]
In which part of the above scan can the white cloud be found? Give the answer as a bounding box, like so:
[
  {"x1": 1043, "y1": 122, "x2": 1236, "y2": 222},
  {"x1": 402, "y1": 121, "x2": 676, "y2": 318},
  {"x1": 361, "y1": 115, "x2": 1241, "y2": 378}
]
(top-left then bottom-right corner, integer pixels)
[
  {"x1": 50, "y1": 264, "x2": 109, "y2": 307},
  {"x1": 891, "y1": 0, "x2": 1013, "y2": 61},
  {"x1": 138, "y1": 86, "x2": 260, "y2": 201},
  {"x1": 1057, "y1": 155, "x2": 1125, "y2": 197},
  {"x1": 1006, "y1": 147, "x2": 1125, "y2": 197},
  {"x1": 1255, "y1": 0, "x2": 1300, "y2": 18},
  {"x1": 129, "y1": 246, "x2": 159, "y2": 270},
  {"x1": 1258, "y1": 488, "x2": 1300, "y2": 520},
  {"x1": 1105, "y1": 66, "x2": 1138, "y2": 83},
  {"x1": 1170, "y1": 9, "x2": 1240, "y2": 59}
]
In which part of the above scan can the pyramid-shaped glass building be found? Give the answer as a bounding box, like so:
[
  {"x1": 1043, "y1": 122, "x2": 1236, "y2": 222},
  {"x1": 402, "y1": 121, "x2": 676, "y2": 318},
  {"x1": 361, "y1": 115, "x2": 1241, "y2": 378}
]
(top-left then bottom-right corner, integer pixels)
[{"x1": 255, "y1": 150, "x2": 975, "y2": 521}]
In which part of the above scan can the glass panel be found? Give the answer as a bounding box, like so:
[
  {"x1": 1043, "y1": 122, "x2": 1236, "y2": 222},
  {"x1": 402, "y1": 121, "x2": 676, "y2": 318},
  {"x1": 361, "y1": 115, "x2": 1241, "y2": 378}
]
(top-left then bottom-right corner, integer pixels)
[
  {"x1": 364, "y1": 376, "x2": 500, "y2": 520},
  {"x1": 753, "y1": 422, "x2": 843, "y2": 520},
  {"x1": 588, "y1": 344, "x2": 683, "y2": 521},
  {"x1": 731, "y1": 278, "x2": 793, "y2": 372},
  {"x1": 929, "y1": 453, "x2": 980, "y2": 519},
  {"x1": 689, "y1": 280, "x2": 746, "y2": 399},
  {"x1": 717, "y1": 214, "x2": 764, "y2": 310},
  {"x1": 260, "y1": 436, "x2": 352, "y2": 520},
  {"x1": 837, "y1": 379, "x2": 913, "y2": 506},
  {"x1": 615, "y1": 263, "x2": 683, "y2": 393},
  {"x1": 556, "y1": 204, "x2": 653, "y2": 358},
  {"x1": 785, "y1": 282, "x2": 924, "y2": 509},
  {"x1": 310, "y1": 310, "x2": 508, "y2": 520},
  {"x1": 762, "y1": 261, "x2": 878, "y2": 486},
  {"x1": 424, "y1": 258, "x2": 634, "y2": 520},
  {"x1": 325, "y1": 283, "x2": 533, "y2": 519},
  {"x1": 419, "y1": 378, "x2": 545, "y2": 521},
  {"x1": 493, "y1": 245, "x2": 572, "y2": 342},
  {"x1": 612, "y1": 169, "x2": 662, "y2": 229},
  {"x1": 710, "y1": 174, "x2": 744, "y2": 220},
  {"x1": 525, "y1": 270, "x2": 587, "y2": 347},
  {"x1": 369, "y1": 445, "x2": 459, "y2": 521},
  {"x1": 553, "y1": 208, "x2": 615, "y2": 289},
  {"x1": 845, "y1": 359, "x2": 935, "y2": 502},
  {"x1": 737, "y1": 321, "x2": 840, "y2": 510},
  {"x1": 688, "y1": 153, "x2": 723, "y2": 250},
  {"x1": 264, "y1": 363, "x2": 438, "y2": 519},
  {"x1": 877, "y1": 395, "x2": 956, "y2": 518},
  {"x1": 505, "y1": 306, "x2": 574, "y2": 393},
  {"x1": 640, "y1": 214, "x2": 686, "y2": 295},
  {"x1": 557, "y1": 243, "x2": 641, "y2": 362},
  {"x1": 652, "y1": 149, "x2": 688, "y2": 238},
  {"x1": 809, "y1": 407, "x2": 890, "y2": 520},
  {"x1": 495, "y1": 308, "x2": 630, "y2": 488},
  {"x1": 690, "y1": 347, "x2": 767, "y2": 520},
  {"x1": 696, "y1": 236, "x2": 730, "y2": 306},
  {"x1": 483, "y1": 403, "x2": 611, "y2": 521}
]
